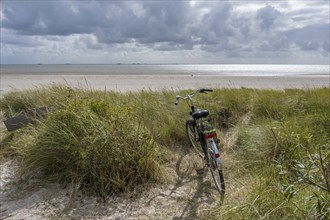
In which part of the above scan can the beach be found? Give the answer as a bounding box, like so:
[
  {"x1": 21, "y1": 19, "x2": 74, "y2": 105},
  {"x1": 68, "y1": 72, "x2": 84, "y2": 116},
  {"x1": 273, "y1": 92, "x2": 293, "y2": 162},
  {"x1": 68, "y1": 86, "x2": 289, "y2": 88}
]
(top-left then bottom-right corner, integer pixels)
[
  {"x1": 1, "y1": 74, "x2": 329, "y2": 94},
  {"x1": 1, "y1": 64, "x2": 329, "y2": 94}
]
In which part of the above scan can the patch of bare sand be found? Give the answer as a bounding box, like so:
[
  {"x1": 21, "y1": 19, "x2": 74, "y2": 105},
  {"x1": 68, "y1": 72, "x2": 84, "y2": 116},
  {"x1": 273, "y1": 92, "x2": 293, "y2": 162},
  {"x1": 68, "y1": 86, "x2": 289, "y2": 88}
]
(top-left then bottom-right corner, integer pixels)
[
  {"x1": 1, "y1": 74, "x2": 329, "y2": 95},
  {"x1": 0, "y1": 147, "x2": 224, "y2": 220}
]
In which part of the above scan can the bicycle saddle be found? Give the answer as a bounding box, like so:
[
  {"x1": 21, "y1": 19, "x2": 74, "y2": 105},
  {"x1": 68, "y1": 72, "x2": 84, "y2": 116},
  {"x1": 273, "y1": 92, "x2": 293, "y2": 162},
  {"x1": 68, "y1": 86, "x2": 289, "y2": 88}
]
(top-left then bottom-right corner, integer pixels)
[{"x1": 192, "y1": 109, "x2": 209, "y2": 119}]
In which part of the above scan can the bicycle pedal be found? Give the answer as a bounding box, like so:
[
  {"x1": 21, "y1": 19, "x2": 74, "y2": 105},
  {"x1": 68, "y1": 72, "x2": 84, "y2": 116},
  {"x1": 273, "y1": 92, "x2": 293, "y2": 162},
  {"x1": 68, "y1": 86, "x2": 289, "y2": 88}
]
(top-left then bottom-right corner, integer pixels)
[
  {"x1": 196, "y1": 168, "x2": 205, "y2": 175},
  {"x1": 203, "y1": 157, "x2": 210, "y2": 167}
]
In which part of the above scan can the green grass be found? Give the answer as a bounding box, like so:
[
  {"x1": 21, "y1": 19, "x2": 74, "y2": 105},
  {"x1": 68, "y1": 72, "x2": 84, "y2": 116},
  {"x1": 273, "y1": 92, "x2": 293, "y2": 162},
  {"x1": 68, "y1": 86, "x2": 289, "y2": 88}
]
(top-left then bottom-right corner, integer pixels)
[{"x1": 0, "y1": 85, "x2": 329, "y2": 218}]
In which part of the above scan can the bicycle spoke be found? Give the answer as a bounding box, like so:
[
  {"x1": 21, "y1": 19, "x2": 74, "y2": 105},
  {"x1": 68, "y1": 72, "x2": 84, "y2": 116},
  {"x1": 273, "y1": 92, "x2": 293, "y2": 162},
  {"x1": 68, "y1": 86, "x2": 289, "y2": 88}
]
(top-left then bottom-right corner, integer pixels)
[{"x1": 207, "y1": 144, "x2": 225, "y2": 195}]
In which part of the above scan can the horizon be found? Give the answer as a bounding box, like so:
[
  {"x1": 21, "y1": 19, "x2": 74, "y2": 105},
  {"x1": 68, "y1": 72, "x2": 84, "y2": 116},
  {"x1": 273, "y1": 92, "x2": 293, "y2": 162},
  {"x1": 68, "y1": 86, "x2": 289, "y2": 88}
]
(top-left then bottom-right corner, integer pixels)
[{"x1": 0, "y1": 63, "x2": 330, "y2": 66}]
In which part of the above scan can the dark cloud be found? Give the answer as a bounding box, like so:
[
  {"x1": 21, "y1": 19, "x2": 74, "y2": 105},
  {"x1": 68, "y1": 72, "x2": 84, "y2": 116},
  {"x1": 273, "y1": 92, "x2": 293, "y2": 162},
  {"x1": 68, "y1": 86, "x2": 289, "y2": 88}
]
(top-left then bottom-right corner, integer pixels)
[
  {"x1": 323, "y1": 42, "x2": 330, "y2": 53},
  {"x1": 284, "y1": 24, "x2": 329, "y2": 51},
  {"x1": 1, "y1": 1, "x2": 236, "y2": 48},
  {"x1": 200, "y1": 3, "x2": 235, "y2": 48},
  {"x1": 1, "y1": 1, "x2": 329, "y2": 63},
  {"x1": 256, "y1": 5, "x2": 281, "y2": 31},
  {"x1": 3, "y1": 2, "x2": 84, "y2": 35},
  {"x1": 128, "y1": 1, "x2": 193, "y2": 46}
]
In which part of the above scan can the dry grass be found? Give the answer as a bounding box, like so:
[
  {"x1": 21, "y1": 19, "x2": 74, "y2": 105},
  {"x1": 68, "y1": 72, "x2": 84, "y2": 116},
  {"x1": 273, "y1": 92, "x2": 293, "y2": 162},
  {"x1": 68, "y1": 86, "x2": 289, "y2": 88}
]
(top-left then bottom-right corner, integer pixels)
[{"x1": 0, "y1": 85, "x2": 329, "y2": 219}]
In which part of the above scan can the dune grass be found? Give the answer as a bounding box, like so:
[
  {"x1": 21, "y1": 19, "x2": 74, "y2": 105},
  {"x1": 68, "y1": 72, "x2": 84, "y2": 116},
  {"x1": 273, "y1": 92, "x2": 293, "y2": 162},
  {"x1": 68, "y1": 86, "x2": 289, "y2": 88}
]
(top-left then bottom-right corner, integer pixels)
[
  {"x1": 203, "y1": 88, "x2": 330, "y2": 220},
  {"x1": 0, "y1": 85, "x2": 329, "y2": 218}
]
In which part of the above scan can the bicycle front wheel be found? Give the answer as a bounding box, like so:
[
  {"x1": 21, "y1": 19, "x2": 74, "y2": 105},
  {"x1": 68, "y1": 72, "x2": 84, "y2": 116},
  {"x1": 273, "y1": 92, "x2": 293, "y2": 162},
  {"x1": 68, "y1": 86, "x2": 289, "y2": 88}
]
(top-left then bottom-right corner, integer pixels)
[
  {"x1": 186, "y1": 120, "x2": 204, "y2": 158},
  {"x1": 207, "y1": 144, "x2": 225, "y2": 195}
]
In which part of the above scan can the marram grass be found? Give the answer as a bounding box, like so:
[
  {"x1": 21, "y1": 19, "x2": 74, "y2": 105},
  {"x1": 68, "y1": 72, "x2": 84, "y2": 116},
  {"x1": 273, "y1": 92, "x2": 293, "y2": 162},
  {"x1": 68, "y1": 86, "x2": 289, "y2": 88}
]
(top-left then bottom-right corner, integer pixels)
[
  {"x1": 0, "y1": 85, "x2": 329, "y2": 219},
  {"x1": 2, "y1": 95, "x2": 164, "y2": 196}
]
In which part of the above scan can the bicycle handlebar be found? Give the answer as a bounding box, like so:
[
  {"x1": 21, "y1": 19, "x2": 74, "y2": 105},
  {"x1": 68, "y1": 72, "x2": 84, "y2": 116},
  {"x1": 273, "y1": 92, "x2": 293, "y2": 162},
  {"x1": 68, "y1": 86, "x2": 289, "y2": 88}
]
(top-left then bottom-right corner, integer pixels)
[
  {"x1": 174, "y1": 88, "x2": 213, "y2": 105},
  {"x1": 175, "y1": 96, "x2": 180, "y2": 105},
  {"x1": 199, "y1": 88, "x2": 213, "y2": 93}
]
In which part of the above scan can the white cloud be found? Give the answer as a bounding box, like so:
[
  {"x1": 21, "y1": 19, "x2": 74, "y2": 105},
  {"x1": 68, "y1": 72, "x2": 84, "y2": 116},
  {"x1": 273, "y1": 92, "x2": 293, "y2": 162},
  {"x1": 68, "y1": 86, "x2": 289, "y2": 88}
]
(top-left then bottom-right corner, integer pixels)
[{"x1": 1, "y1": 1, "x2": 329, "y2": 64}]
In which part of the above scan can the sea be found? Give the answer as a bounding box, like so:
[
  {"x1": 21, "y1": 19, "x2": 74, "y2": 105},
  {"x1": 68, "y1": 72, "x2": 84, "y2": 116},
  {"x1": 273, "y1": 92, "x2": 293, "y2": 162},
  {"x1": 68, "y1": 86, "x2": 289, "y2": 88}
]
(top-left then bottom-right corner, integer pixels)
[{"x1": 1, "y1": 64, "x2": 329, "y2": 77}]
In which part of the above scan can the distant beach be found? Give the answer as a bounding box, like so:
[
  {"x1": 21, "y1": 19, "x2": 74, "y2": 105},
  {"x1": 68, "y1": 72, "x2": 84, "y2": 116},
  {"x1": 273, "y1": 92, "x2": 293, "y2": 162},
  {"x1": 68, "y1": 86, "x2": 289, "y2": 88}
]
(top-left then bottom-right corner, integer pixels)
[{"x1": 1, "y1": 64, "x2": 329, "y2": 94}]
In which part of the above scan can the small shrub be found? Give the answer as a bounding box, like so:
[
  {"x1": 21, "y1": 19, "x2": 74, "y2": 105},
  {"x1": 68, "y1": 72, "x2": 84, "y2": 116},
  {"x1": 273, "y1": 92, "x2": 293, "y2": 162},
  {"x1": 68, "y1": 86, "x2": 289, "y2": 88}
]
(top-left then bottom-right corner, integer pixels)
[{"x1": 21, "y1": 99, "x2": 163, "y2": 196}]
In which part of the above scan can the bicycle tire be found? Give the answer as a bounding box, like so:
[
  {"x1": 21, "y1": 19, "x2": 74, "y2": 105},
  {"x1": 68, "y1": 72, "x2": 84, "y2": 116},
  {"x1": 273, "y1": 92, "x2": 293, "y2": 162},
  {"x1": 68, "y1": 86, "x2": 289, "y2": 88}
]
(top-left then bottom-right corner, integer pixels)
[
  {"x1": 206, "y1": 142, "x2": 225, "y2": 195},
  {"x1": 186, "y1": 120, "x2": 204, "y2": 158}
]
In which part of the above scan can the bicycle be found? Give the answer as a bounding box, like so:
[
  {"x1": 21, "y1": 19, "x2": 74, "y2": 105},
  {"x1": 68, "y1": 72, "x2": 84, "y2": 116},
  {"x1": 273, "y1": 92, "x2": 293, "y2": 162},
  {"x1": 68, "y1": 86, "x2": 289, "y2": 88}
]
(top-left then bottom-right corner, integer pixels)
[{"x1": 175, "y1": 88, "x2": 225, "y2": 195}]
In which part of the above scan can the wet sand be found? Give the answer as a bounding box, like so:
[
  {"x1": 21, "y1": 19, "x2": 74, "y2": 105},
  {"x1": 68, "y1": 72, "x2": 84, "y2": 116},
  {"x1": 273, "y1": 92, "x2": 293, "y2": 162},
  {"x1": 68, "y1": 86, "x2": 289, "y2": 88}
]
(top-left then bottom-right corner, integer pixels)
[{"x1": 1, "y1": 74, "x2": 329, "y2": 94}]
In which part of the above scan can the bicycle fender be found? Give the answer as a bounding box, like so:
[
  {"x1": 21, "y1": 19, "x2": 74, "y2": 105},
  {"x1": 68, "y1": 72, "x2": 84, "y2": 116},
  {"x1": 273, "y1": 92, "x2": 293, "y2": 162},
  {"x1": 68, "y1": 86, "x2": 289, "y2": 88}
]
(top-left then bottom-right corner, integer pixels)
[{"x1": 209, "y1": 138, "x2": 222, "y2": 170}]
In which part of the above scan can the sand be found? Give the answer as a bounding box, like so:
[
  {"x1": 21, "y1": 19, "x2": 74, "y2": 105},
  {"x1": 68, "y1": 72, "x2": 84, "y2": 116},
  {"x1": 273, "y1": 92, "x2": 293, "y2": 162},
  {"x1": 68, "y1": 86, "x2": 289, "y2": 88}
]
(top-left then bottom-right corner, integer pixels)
[
  {"x1": 0, "y1": 149, "x2": 227, "y2": 219},
  {"x1": 1, "y1": 74, "x2": 329, "y2": 94}
]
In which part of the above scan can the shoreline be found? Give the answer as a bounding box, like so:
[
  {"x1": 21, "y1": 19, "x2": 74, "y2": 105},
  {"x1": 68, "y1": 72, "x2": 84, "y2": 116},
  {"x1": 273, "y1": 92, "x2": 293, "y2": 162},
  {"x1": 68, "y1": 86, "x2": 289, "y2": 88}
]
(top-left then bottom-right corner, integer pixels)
[{"x1": 1, "y1": 74, "x2": 329, "y2": 94}]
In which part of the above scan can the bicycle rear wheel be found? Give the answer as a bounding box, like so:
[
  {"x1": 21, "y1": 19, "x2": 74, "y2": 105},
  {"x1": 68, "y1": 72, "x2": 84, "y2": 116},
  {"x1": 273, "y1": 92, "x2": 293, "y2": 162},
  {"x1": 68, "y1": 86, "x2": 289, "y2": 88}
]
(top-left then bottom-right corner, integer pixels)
[
  {"x1": 186, "y1": 120, "x2": 204, "y2": 158},
  {"x1": 206, "y1": 143, "x2": 225, "y2": 195}
]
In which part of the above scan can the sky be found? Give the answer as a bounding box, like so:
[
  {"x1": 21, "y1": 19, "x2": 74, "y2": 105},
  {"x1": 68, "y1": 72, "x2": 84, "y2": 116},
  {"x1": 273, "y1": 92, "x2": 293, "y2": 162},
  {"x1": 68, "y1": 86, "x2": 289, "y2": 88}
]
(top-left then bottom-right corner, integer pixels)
[{"x1": 0, "y1": 0, "x2": 329, "y2": 64}]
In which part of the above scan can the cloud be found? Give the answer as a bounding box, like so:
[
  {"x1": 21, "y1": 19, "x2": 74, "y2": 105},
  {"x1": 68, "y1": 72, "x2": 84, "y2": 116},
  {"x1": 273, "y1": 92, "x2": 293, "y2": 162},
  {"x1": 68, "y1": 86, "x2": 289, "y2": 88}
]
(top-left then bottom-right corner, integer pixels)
[
  {"x1": 1, "y1": 1, "x2": 329, "y2": 64},
  {"x1": 256, "y1": 5, "x2": 281, "y2": 31},
  {"x1": 323, "y1": 42, "x2": 330, "y2": 53},
  {"x1": 284, "y1": 24, "x2": 329, "y2": 51}
]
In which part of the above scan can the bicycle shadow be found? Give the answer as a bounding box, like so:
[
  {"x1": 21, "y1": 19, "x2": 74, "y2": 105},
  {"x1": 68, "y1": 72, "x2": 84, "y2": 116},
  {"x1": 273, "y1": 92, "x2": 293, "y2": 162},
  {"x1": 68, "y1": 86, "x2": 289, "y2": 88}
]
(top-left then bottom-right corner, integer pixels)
[{"x1": 146, "y1": 146, "x2": 224, "y2": 219}]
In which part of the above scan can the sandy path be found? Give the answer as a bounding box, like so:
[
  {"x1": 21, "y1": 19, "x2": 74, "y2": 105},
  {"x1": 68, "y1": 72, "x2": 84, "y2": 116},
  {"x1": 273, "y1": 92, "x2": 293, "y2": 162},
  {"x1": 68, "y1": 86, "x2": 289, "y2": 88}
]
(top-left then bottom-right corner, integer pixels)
[
  {"x1": 1, "y1": 74, "x2": 329, "y2": 94},
  {"x1": 0, "y1": 147, "x2": 226, "y2": 220}
]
